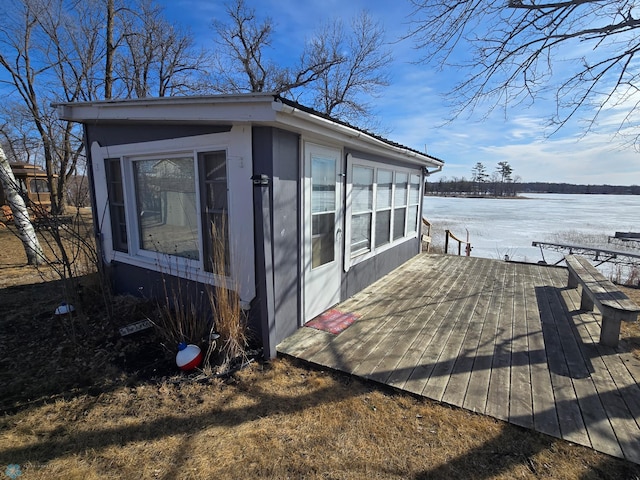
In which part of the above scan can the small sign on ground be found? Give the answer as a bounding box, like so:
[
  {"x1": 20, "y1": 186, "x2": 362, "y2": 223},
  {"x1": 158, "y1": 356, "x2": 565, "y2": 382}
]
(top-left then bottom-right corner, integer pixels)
[{"x1": 119, "y1": 319, "x2": 153, "y2": 336}]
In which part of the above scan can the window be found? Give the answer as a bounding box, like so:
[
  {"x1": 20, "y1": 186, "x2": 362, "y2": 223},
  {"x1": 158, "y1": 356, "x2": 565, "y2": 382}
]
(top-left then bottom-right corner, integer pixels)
[
  {"x1": 29, "y1": 179, "x2": 49, "y2": 194},
  {"x1": 105, "y1": 158, "x2": 128, "y2": 253},
  {"x1": 311, "y1": 155, "x2": 337, "y2": 268},
  {"x1": 347, "y1": 158, "x2": 422, "y2": 264},
  {"x1": 104, "y1": 150, "x2": 230, "y2": 272},
  {"x1": 393, "y1": 172, "x2": 408, "y2": 240},
  {"x1": 134, "y1": 157, "x2": 199, "y2": 260},
  {"x1": 91, "y1": 130, "x2": 256, "y2": 304},
  {"x1": 408, "y1": 174, "x2": 421, "y2": 233},
  {"x1": 375, "y1": 170, "x2": 392, "y2": 248},
  {"x1": 350, "y1": 166, "x2": 374, "y2": 254},
  {"x1": 199, "y1": 151, "x2": 229, "y2": 274}
]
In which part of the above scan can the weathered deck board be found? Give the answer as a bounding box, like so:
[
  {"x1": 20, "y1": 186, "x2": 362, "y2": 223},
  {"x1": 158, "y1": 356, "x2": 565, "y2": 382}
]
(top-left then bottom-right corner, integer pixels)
[
  {"x1": 403, "y1": 257, "x2": 486, "y2": 397},
  {"x1": 365, "y1": 256, "x2": 463, "y2": 385},
  {"x1": 383, "y1": 259, "x2": 462, "y2": 389},
  {"x1": 421, "y1": 257, "x2": 490, "y2": 401},
  {"x1": 441, "y1": 260, "x2": 498, "y2": 408},
  {"x1": 560, "y1": 286, "x2": 640, "y2": 463},
  {"x1": 277, "y1": 254, "x2": 640, "y2": 464},
  {"x1": 462, "y1": 261, "x2": 504, "y2": 415},
  {"x1": 508, "y1": 263, "x2": 534, "y2": 429},
  {"x1": 525, "y1": 267, "x2": 561, "y2": 438},
  {"x1": 484, "y1": 260, "x2": 514, "y2": 422},
  {"x1": 535, "y1": 266, "x2": 591, "y2": 447}
]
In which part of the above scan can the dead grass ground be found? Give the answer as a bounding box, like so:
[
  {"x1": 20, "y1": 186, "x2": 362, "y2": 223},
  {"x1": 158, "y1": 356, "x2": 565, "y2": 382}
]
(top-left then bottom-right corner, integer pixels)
[{"x1": 1, "y1": 217, "x2": 640, "y2": 479}]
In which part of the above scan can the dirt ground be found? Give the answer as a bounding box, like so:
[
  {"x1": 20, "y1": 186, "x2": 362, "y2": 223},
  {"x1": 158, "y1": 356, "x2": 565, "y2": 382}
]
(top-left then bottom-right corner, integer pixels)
[{"x1": 1, "y1": 216, "x2": 640, "y2": 479}]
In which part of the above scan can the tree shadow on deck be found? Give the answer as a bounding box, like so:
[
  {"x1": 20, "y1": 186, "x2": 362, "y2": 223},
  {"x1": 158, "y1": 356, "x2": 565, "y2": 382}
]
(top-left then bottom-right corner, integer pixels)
[{"x1": 535, "y1": 285, "x2": 595, "y2": 379}]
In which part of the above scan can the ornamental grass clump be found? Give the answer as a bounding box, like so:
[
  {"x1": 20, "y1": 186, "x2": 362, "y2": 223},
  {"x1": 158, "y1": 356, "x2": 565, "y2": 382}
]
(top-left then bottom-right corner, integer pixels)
[
  {"x1": 149, "y1": 220, "x2": 248, "y2": 376},
  {"x1": 203, "y1": 221, "x2": 248, "y2": 374}
]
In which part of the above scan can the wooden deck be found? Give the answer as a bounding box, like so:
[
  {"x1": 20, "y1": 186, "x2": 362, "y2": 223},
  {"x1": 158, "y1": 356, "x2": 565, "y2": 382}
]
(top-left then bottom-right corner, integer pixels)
[{"x1": 277, "y1": 254, "x2": 640, "y2": 464}]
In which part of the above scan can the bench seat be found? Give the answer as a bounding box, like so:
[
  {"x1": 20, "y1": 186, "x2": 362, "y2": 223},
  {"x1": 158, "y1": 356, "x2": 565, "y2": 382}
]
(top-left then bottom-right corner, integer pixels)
[{"x1": 565, "y1": 254, "x2": 639, "y2": 347}]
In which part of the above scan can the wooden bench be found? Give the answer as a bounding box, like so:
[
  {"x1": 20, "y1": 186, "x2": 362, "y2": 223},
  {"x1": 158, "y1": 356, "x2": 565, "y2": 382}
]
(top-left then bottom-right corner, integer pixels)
[{"x1": 565, "y1": 254, "x2": 640, "y2": 347}]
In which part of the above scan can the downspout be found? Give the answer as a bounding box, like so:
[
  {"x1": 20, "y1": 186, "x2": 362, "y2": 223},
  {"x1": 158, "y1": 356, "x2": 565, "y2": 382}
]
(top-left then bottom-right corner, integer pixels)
[{"x1": 252, "y1": 173, "x2": 277, "y2": 359}]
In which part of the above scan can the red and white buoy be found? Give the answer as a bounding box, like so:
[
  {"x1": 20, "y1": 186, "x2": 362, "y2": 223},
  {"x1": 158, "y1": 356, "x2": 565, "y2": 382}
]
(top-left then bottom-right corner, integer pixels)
[{"x1": 176, "y1": 343, "x2": 202, "y2": 371}]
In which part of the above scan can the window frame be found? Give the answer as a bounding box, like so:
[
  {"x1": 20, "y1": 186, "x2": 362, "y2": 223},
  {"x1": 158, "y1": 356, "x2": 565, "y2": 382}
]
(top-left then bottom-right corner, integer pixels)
[
  {"x1": 105, "y1": 158, "x2": 128, "y2": 253},
  {"x1": 123, "y1": 152, "x2": 211, "y2": 269},
  {"x1": 349, "y1": 165, "x2": 375, "y2": 256},
  {"x1": 407, "y1": 173, "x2": 421, "y2": 235},
  {"x1": 90, "y1": 131, "x2": 253, "y2": 296},
  {"x1": 345, "y1": 155, "x2": 423, "y2": 270}
]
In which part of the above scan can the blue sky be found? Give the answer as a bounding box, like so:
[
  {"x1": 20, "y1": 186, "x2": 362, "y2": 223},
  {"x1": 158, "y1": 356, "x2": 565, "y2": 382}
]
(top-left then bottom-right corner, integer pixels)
[{"x1": 163, "y1": 0, "x2": 640, "y2": 185}]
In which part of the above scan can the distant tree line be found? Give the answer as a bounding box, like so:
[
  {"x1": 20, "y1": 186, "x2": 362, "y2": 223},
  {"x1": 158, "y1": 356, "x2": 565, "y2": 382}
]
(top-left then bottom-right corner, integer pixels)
[
  {"x1": 425, "y1": 161, "x2": 640, "y2": 196},
  {"x1": 519, "y1": 183, "x2": 640, "y2": 195},
  {"x1": 426, "y1": 174, "x2": 640, "y2": 197},
  {"x1": 426, "y1": 162, "x2": 520, "y2": 197}
]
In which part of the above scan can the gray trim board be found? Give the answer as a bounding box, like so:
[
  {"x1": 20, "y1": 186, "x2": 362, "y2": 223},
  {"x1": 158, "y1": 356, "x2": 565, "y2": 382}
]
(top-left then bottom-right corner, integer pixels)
[{"x1": 86, "y1": 124, "x2": 232, "y2": 148}]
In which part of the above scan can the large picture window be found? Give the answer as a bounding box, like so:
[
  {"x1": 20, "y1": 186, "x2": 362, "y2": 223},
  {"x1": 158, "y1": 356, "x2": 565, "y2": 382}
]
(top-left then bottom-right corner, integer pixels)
[
  {"x1": 347, "y1": 159, "x2": 422, "y2": 264},
  {"x1": 134, "y1": 157, "x2": 199, "y2": 260},
  {"x1": 105, "y1": 149, "x2": 229, "y2": 274}
]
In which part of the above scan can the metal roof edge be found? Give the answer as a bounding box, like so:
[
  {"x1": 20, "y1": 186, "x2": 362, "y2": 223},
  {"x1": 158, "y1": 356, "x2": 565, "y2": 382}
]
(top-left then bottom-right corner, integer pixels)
[
  {"x1": 272, "y1": 96, "x2": 445, "y2": 167},
  {"x1": 54, "y1": 93, "x2": 445, "y2": 167}
]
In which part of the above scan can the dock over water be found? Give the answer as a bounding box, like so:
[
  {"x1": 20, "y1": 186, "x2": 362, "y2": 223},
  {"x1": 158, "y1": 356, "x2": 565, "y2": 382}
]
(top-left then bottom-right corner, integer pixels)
[{"x1": 278, "y1": 254, "x2": 640, "y2": 464}]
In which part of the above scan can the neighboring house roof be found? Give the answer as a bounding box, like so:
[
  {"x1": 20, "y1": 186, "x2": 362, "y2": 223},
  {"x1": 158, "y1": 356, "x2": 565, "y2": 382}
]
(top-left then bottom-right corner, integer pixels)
[{"x1": 54, "y1": 93, "x2": 444, "y2": 169}]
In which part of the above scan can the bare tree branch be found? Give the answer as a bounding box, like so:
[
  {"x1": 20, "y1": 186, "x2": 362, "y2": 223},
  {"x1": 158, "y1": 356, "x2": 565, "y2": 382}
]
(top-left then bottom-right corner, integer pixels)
[
  {"x1": 408, "y1": 0, "x2": 640, "y2": 145},
  {"x1": 211, "y1": 1, "x2": 391, "y2": 127}
]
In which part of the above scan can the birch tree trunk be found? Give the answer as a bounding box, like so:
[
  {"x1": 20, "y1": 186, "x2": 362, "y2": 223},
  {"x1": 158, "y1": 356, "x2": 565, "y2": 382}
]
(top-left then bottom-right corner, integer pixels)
[{"x1": 0, "y1": 145, "x2": 45, "y2": 265}]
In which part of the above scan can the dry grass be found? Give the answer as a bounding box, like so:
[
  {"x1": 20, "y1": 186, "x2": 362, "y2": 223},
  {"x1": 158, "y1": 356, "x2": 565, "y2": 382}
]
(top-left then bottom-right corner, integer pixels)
[
  {"x1": 2, "y1": 219, "x2": 640, "y2": 479},
  {"x1": 2, "y1": 359, "x2": 639, "y2": 480}
]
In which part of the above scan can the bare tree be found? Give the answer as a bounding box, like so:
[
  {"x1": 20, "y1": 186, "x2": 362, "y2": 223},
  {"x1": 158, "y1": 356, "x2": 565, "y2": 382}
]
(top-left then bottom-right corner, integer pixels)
[
  {"x1": 408, "y1": 0, "x2": 640, "y2": 142},
  {"x1": 0, "y1": 0, "x2": 104, "y2": 214},
  {"x1": 211, "y1": 0, "x2": 341, "y2": 95},
  {"x1": 0, "y1": 144, "x2": 45, "y2": 265},
  {"x1": 310, "y1": 11, "x2": 392, "y2": 124},
  {"x1": 115, "y1": 0, "x2": 209, "y2": 98},
  {"x1": 0, "y1": 0, "x2": 209, "y2": 216},
  {"x1": 211, "y1": 1, "x2": 391, "y2": 127}
]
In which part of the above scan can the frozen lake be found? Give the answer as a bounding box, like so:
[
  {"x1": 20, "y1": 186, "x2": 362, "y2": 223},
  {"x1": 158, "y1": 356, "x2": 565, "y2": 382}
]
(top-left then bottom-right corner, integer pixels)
[{"x1": 422, "y1": 194, "x2": 640, "y2": 268}]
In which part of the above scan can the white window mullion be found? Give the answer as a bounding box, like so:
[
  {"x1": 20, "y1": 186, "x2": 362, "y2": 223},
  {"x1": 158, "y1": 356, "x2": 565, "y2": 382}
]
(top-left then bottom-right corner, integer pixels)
[
  {"x1": 193, "y1": 153, "x2": 206, "y2": 272},
  {"x1": 122, "y1": 156, "x2": 139, "y2": 258}
]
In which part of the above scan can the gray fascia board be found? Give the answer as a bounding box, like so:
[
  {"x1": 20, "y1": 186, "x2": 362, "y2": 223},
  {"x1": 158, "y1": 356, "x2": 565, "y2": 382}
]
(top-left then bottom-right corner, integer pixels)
[{"x1": 54, "y1": 94, "x2": 278, "y2": 124}]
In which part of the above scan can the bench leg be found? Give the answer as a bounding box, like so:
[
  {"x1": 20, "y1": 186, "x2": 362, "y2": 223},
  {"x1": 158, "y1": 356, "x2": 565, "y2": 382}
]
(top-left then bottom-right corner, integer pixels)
[
  {"x1": 567, "y1": 270, "x2": 579, "y2": 289},
  {"x1": 580, "y1": 288, "x2": 594, "y2": 311},
  {"x1": 599, "y1": 316, "x2": 621, "y2": 348}
]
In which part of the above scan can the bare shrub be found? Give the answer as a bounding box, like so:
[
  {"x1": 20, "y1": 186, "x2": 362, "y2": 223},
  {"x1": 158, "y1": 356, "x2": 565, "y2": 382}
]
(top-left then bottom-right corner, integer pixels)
[{"x1": 148, "y1": 220, "x2": 248, "y2": 376}]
